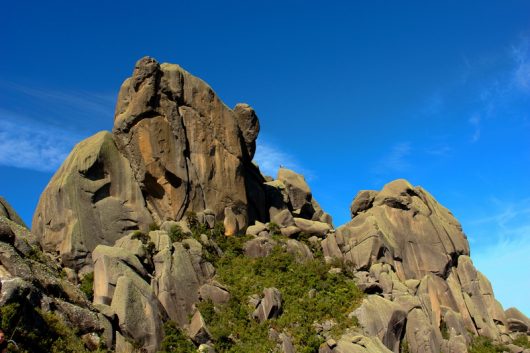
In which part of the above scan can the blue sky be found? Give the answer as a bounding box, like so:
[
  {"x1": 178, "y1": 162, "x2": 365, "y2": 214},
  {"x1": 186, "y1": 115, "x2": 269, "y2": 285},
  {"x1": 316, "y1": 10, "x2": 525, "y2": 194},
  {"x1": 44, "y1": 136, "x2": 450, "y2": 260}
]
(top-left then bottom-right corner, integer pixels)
[{"x1": 1, "y1": 1, "x2": 529, "y2": 315}]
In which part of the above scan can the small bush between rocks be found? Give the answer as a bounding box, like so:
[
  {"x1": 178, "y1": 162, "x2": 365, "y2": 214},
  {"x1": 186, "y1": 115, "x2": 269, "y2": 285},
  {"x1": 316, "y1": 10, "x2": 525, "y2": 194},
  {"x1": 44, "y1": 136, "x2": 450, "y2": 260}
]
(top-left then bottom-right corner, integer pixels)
[
  {"x1": 513, "y1": 334, "x2": 530, "y2": 348},
  {"x1": 157, "y1": 321, "x2": 195, "y2": 353},
  {"x1": 79, "y1": 272, "x2": 94, "y2": 301},
  {"x1": 468, "y1": 336, "x2": 508, "y2": 353}
]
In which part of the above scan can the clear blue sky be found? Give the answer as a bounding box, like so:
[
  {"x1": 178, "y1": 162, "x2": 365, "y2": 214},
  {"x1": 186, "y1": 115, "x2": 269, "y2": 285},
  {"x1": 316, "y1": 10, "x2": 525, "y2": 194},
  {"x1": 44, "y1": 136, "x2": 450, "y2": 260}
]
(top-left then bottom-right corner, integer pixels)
[{"x1": 1, "y1": 1, "x2": 529, "y2": 315}]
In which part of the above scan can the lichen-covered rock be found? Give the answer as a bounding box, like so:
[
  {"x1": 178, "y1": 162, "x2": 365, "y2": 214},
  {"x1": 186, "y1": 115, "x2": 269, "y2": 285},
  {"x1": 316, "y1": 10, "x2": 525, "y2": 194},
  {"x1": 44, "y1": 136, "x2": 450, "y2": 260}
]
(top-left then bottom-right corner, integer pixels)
[{"x1": 32, "y1": 131, "x2": 153, "y2": 271}]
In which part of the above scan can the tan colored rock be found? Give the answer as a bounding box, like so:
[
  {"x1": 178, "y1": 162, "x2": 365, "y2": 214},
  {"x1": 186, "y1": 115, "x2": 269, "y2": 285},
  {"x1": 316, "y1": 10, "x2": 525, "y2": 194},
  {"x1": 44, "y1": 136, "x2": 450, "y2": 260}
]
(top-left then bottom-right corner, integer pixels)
[
  {"x1": 336, "y1": 179, "x2": 469, "y2": 279},
  {"x1": 505, "y1": 307, "x2": 530, "y2": 333},
  {"x1": 253, "y1": 287, "x2": 283, "y2": 322},
  {"x1": 32, "y1": 131, "x2": 152, "y2": 271},
  {"x1": 286, "y1": 239, "x2": 314, "y2": 262},
  {"x1": 244, "y1": 236, "x2": 277, "y2": 258},
  {"x1": 113, "y1": 57, "x2": 258, "y2": 227},
  {"x1": 152, "y1": 242, "x2": 210, "y2": 326},
  {"x1": 92, "y1": 245, "x2": 148, "y2": 305},
  {"x1": 354, "y1": 295, "x2": 407, "y2": 352},
  {"x1": 188, "y1": 310, "x2": 212, "y2": 345},
  {"x1": 199, "y1": 281, "x2": 231, "y2": 305},
  {"x1": 294, "y1": 218, "x2": 331, "y2": 236},
  {"x1": 405, "y1": 308, "x2": 441, "y2": 353},
  {"x1": 333, "y1": 335, "x2": 393, "y2": 353},
  {"x1": 111, "y1": 275, "x2": 165, "y2": 353}
]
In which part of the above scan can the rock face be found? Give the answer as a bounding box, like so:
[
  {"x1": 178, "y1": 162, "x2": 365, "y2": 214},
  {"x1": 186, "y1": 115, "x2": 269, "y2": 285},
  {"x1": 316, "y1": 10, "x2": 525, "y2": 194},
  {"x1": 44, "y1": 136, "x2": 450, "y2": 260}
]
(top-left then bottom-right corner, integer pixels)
[
  {"x1": 0, "y1": 201, "x2": 112, "y2": 350},
  {"x1": 32, "y1": 57, "x2": 270, "y2": 269},
  {"x1": 324, "y1": 179, "x2": 527, "y2": 353},
  {"x1": 112, "y1": 57, "x2": 261, "y2": 228},
  {"x1": 32, "y1": 131, "x2": 153, "y2": 271}
]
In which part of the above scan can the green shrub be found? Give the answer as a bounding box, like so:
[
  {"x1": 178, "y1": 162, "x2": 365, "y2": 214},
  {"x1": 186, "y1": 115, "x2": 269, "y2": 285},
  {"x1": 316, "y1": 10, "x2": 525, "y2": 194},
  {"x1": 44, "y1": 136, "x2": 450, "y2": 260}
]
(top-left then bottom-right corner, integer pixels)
[
  {"x1": 202, "y1": 244, "x2": 363, "y2": 352},
  {"x1": 149, "y1": 223, "x2": 160, "y2": 231},
  {"x1": 513, "y1": 335, "x2": 530, "y2": 348},
  {"x1": 168, "y1": 224, "x2": 186, "y2": 243},
  {"x1": 157, "y1": 321, "x2": 195, "y2": 353},
  {"x1": 469, "y1": 336, "x2": 508, "y2": 353},
  {"x1": 0, "y1": 302, "x2": 106, "y2": 353},
  {"x1": 268, "y1": 222, "x2": 280, "y2": 236},
  {"x1": 79, "y1": 272, "x2": 94, "y2": 302},
  {"x1": 131, "y1": 230, "x2": 149, "y2": 244}
]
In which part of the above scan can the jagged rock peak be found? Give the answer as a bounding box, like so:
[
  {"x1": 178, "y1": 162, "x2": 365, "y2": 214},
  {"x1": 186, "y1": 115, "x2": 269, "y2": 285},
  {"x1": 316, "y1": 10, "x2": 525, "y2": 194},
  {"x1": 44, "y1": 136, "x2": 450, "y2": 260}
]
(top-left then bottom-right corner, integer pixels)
[
  {"x1": 112, "y1": 56, "x2": 262, "y2": 226},
  {"x1": 325, "y1": 179, "x2": 469, "y2": 280},
  {"x1": 32, "y1": 57, "x2": 269, "y2": 270}
]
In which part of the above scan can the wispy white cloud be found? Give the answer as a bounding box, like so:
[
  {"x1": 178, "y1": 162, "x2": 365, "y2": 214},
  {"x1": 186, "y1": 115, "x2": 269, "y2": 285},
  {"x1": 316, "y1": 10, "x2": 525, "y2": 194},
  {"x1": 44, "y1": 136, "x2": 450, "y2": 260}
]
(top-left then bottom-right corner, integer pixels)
[
  {"x1": 473, "y1": 237, "x2": 530, "y2": 316},
  {"x1": 0, "y1": 111, "x2": 80, "y2": 172},
  {"x1": 253, "y1": 140, "x2": 313, "y2": 180},
  {"x1": 1, "y1": 80, "x2": 116, "y2": 117},
  {"x1": 425, "y1": 144, "x2": 452, "y2": 157},
  {"x1": 467, "y1": 198, "x2": 530, "y2": 315},
  {"x1": 512, "y1": 39, "x2": 530, "y2": 93},
  {"x1": 373, "y1": 142, "x2": 412, "y2": 175},
  {"x1": 469, "y1": 113, "x2": 481, "y2": 143}
]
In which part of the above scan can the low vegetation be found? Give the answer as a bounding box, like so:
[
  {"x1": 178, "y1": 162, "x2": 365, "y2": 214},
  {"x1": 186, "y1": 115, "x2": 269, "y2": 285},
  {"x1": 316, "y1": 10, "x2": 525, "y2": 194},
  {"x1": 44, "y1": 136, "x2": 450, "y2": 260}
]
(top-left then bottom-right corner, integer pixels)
[
  {"x1": 198, "y1": 238, "x2": 363, "y2": 353},
  {"x1": 468, "y1": 336, "x2": 508, "y2": 353},
  {"x1": 79, "y1": 272, "x2": 94, "y2": 301},
  {"x1": 0, "y1": 302, "x2": 107, "y2": 353}
]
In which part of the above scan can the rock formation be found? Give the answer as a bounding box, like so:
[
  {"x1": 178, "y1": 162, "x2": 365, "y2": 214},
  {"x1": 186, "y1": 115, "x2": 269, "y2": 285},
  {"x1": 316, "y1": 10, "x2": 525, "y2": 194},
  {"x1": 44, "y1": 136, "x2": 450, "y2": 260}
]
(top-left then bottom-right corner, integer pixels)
[{"x1": 2, "y1": 57, "x2": 527, "y2": 353}]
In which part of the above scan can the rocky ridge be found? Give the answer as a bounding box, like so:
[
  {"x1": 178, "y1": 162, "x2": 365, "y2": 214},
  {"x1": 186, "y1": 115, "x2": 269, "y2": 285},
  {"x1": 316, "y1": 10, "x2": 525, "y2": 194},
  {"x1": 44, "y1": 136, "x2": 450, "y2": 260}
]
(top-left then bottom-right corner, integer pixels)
[{"x1": 0, "y1": 57, "x2": 528, "y2": 353}]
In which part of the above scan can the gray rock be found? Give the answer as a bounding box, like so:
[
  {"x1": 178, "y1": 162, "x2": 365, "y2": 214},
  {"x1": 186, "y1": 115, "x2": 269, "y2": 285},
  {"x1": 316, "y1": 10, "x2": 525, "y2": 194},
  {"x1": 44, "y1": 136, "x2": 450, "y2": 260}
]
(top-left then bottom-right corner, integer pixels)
[
  {"x1": 188, "y1": 310, "x2": 212, "y2": 345},
  {"x1": 253, "y1": 287, "x2": 282, "y2": 322},
  {"x1": 244, "y1": 237, "x2": 277, "y2": 258}
]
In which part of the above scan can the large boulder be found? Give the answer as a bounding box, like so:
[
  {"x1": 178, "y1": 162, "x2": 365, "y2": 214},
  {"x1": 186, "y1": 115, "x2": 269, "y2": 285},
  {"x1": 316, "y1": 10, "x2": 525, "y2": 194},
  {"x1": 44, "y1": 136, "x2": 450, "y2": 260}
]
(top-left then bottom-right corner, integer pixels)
[
  {"x1": 112, "y1": 56, "x2": 263, "y2": 227},
  {"x1": 32, "y1": 131, "x2": 153, "y2": 271},
  {"x1": 328, "y1": 179, "x2": 469, "y2": 280}
]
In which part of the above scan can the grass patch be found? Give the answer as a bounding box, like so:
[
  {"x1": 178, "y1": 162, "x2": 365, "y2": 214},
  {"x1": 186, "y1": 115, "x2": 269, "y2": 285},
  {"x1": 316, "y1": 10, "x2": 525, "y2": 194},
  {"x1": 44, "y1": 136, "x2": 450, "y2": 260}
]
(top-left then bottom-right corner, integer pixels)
[
  {"x1": 202, "y1": 242, "x2": 363, "y2": 352},
  {"x1": 513, "y1": 335, "x2": 530, "y2": 348},
  {"x1": 469, "y1": 336, "x2": 508, "y2": 353},
  {"x1": 157, "y1": 321, "x2": 196, "y2": 353}
]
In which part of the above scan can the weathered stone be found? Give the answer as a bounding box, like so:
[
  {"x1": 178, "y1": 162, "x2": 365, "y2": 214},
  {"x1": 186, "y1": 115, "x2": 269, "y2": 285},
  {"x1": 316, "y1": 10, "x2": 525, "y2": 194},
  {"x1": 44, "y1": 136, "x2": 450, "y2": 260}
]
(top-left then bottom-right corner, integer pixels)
[
  {"x1": 92, "y1": 245, "x2": 148, "y2": 305},
  {"x1": 33, "y1": 131, "x2": 153, "y2": 271},
  {"x1": 253, "y1": 287, "x2": 282, "y2": 322},
  {"x1": 272, "y1": 209, "x2": 295, "y2": 228},
  {"x1": 199, "y1": 281, "x2": 231, "y2": 305},
  {"x1": 244, "y1": 237, "x2": 277, "y2": 258},
  {"x1": 279, "y1": 332, "x2": 295, "y2": 353},
  {"x1": 111, "y1": 274, "x2": 165, "y2": 353},
  {"x1": 293, "y1": 218, "x2": 331, "y2": 237},
  {"x1": 234, "y1": 103, "x2": 260, "y2": 160},
  {"x1": 0, "y1": 196, "x2": 26, "y2": 227},
  {"x1": 152, "y1": 243, "x2": 203, "y2": 326},
  {"x1": 354, "y1": 295, "x2": 407, "y2": 352},
  {"x1": 350, "y1": 190, "x2": 377, "y2": 218},
  {"x1": 280, "y1": 225, "x2": 301, "y2": 237},
  {"x1": 113, "y1": 57, "x2": 258, "y2": 227},
  {"x1": 188, "y1": 310, "x2": 212, "y2": 345},
  {"x1": 247, "y1": 221, "x2": 267, "y2": 236},
  {"x1": 333, "y1": 335, "x2": 394, "y2": 353},
  {"x1": 336, "y1": 180, "x2": 469, "y2": 280},
  {"x1": 405, "y1": 308, "x2": 441, "y2": 353},
  {"x1": 505, "y1": 308, "x2": 530, "y2": 333},
  {"x1": 286, "y1": 239, "x2": 314, "y2": 262}
]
